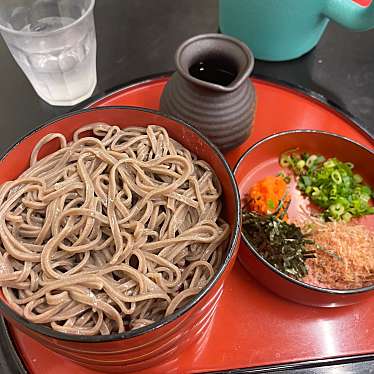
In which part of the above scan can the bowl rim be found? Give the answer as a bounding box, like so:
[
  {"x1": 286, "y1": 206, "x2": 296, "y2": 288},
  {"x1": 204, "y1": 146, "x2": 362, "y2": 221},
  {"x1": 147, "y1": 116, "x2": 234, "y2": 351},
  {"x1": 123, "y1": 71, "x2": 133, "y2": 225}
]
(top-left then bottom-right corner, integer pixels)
[
  {"x1": 233, "y1": 129, "x2": 374, "y2": 295},
  {"x1": 0, "y1": 105, "x2": 241, "y2": 342}
]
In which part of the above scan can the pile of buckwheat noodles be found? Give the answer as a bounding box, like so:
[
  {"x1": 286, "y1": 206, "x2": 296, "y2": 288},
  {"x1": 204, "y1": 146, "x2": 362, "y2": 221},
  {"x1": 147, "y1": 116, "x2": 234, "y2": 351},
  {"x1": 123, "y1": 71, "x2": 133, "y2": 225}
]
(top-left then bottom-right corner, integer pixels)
[{"x1": 0, "y1": 124, "x2": 229, "y2": 335}]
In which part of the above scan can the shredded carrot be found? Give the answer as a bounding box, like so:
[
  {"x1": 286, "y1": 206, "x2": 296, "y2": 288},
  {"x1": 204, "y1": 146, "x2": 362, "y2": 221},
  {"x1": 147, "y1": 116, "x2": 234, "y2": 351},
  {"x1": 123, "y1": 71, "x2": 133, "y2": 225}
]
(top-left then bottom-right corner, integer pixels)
[{"x1": 245, "y1": 175, "x2": 290, "y2": 219}]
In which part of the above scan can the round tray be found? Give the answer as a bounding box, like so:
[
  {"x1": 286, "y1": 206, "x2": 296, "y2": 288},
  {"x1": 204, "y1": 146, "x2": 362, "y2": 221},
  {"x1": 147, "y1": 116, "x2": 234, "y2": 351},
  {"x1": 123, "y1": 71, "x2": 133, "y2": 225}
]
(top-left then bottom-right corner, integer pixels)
[{"x1": 2, "y1": 74, "x2": 373, "y2": 374}]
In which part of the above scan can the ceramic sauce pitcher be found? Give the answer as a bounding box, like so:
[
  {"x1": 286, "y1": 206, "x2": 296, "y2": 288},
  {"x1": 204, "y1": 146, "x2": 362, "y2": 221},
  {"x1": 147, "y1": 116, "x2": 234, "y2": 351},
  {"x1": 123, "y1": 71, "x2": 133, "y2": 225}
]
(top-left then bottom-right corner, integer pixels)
[
  {"x1": 160, "y1": 34, "x2": 256, "y2": 152},
  {"x1": 219, "y1": 0, "x2": 374, "y2": 61}
]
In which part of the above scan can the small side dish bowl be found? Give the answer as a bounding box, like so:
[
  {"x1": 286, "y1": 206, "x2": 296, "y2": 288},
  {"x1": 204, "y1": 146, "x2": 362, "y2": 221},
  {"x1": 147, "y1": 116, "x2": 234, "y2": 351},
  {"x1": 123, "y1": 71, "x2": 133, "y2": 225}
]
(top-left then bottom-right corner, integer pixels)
[
  {"x1": 0, "y1": 106, "x2": 241, "y2": 373},
  {"x1": 234, "y1": 130, "x2": 374, "y2": 307}
]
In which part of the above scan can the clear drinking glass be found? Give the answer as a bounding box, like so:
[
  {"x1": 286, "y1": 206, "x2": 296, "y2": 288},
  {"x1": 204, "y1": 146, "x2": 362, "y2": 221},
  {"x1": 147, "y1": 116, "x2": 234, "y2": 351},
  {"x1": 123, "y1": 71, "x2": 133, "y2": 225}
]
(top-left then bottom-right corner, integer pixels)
[{"x1": 0, "y1": 0, "x2": 97, "y2": 106}]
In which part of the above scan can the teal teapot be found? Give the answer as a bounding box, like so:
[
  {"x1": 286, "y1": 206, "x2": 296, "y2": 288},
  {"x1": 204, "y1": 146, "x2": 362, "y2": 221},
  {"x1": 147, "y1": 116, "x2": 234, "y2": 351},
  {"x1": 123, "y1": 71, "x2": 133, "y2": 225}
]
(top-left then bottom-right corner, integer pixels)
[{"x1": 219, "y1": 0, "x2": 374, "y2": 61}]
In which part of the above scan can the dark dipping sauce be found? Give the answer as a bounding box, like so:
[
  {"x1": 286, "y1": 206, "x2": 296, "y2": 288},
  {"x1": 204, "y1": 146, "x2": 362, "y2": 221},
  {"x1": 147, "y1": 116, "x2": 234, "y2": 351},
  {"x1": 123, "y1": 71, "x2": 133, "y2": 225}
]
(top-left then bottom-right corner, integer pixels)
[{"x1": 189, "y1": 58, "x2": 237, "y2": 86}]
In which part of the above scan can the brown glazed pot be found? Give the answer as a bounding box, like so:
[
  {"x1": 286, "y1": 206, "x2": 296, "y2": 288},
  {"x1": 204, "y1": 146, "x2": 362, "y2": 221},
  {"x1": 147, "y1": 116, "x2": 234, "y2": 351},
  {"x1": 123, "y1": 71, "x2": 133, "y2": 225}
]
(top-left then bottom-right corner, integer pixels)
[{"x1": 160, "y1": 33, "x2": 256, "y2": 152}]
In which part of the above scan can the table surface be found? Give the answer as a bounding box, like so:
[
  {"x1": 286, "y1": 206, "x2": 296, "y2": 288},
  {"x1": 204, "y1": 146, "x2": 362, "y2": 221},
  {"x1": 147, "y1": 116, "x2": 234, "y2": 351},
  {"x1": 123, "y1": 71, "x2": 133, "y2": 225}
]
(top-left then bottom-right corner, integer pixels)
[{"x1": 0, "y1": 1, "x2": 373, "y2": 373}]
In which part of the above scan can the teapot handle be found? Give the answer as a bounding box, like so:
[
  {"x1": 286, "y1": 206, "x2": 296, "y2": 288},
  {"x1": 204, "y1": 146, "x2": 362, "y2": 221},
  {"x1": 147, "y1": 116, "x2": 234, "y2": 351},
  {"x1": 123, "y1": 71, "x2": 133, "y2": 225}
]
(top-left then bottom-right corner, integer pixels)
[{"x1": 323, "y1": 0, "x2": 374, "y2": 31}]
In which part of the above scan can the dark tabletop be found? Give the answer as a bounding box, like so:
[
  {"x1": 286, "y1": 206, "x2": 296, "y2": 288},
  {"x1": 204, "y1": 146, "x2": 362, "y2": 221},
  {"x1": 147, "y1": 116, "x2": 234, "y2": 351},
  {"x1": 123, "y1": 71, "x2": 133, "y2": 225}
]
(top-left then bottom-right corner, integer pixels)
[{"x1": 0, "y1": 1, "x2": 373, "y2": 373}]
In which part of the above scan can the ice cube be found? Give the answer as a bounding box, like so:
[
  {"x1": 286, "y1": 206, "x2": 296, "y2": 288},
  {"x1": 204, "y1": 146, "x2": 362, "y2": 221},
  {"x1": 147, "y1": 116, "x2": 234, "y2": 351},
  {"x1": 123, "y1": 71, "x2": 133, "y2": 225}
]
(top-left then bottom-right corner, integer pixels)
[
  {"x1": 58, "y1": 45, "x2": 85, "y2": 71},
  {"x1": 29, "y1": 52, "x2": 60, "y2": 73}
]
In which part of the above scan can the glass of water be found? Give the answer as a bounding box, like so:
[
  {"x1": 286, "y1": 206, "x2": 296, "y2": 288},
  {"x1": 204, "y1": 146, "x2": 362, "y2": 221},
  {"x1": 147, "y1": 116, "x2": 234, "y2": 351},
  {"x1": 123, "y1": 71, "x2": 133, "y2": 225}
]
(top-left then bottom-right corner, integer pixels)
[{"x1": 0, "y1": 0, "x2": 97, "y2": 106}]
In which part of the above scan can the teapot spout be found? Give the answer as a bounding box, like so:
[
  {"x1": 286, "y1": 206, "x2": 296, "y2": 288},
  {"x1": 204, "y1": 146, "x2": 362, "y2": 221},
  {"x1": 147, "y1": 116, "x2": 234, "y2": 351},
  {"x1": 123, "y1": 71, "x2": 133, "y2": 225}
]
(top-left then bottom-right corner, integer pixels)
[{"x1": 323, "y1": 0, "x2": 374, "y2": 31}]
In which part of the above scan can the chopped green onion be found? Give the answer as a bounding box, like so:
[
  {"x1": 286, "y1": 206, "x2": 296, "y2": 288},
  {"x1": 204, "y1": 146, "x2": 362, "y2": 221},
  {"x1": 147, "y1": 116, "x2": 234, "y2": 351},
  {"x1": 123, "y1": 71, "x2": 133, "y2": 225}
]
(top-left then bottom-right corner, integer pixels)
[
  {"x1": 311, "y1": 187, "x2": 320, "y2": 197},
  {"x1": 335, "y1": 197, "x2": 349, "y2": 207},
  {"x1": 353, "y1": 174, "x2": 363, "y2": 184},
  {"x1": 329, "y1": 203, "x2": 345, "y2": 217},
  {"x1": 280, "y1": 155, "x2": 291, "y2": 167},
  {"x1": 277, "y1": 171, "x2": 291, "y2": 184},
  {"x1": 280, "y1": 152, "x2": 374, "y2": 222},
  {"x1": 302, "y1": 152, "x2": 310, "y2": 160},
  {"x1": 345, "y1": 162, "x2": 354, "y2": 169},
  {"x1": 323, "y1": 159, "x2": 336, "y2": 168},
  {"x1": 296, "y1": 160, "x2": 305, "y2": 169},
  {"x1": 342, "y1": 212, "x2": 352, "y2": 222},
  {"x1": 368, "y1": 206, "x2": 374, "y2": 214},
  {"x1": 302, "y1": 175, "x2": 311, "y2": 187},
  {"x1": 306, "y1": 155, "x2": 318, "y2": 167},
  {"x1": 284, "y1": 176, "x2": 291, "y2": 184},
  {"x1": 331, "y1": 170, "x2": 342, "y2": 184},
  {"x1": 316, "y1": 155, "x2": 325, "y2": 164}
]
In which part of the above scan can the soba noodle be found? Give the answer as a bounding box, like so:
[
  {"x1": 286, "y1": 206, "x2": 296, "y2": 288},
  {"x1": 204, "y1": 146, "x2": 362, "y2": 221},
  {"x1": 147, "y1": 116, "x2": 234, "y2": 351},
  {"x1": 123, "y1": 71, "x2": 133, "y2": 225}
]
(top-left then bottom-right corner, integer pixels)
[{"x1": 0, "y1": 124, "x2": 229, "y2": 335}]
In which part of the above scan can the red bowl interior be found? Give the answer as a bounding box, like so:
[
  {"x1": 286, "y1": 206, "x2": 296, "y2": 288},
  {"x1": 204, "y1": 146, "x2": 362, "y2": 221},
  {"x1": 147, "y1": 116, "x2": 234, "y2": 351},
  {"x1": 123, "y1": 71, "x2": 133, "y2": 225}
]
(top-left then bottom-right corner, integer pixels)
[
  {"x1": 234, "y1": 130, "x2": 374, "y2": 307},
  {"x1": 0, "y1": 106, "x2": 240, "y2": 370}
]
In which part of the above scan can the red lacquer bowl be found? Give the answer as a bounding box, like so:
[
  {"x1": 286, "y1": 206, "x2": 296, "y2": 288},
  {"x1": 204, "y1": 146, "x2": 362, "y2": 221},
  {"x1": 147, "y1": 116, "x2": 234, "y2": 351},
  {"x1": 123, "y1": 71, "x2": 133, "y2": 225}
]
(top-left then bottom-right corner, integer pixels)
[
  {"x1": 0, "y1": 106, "x2": 240, "y2": 373},
  {"x1": 234, "y1": 130, "x2": 374, "y2": 308}
]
